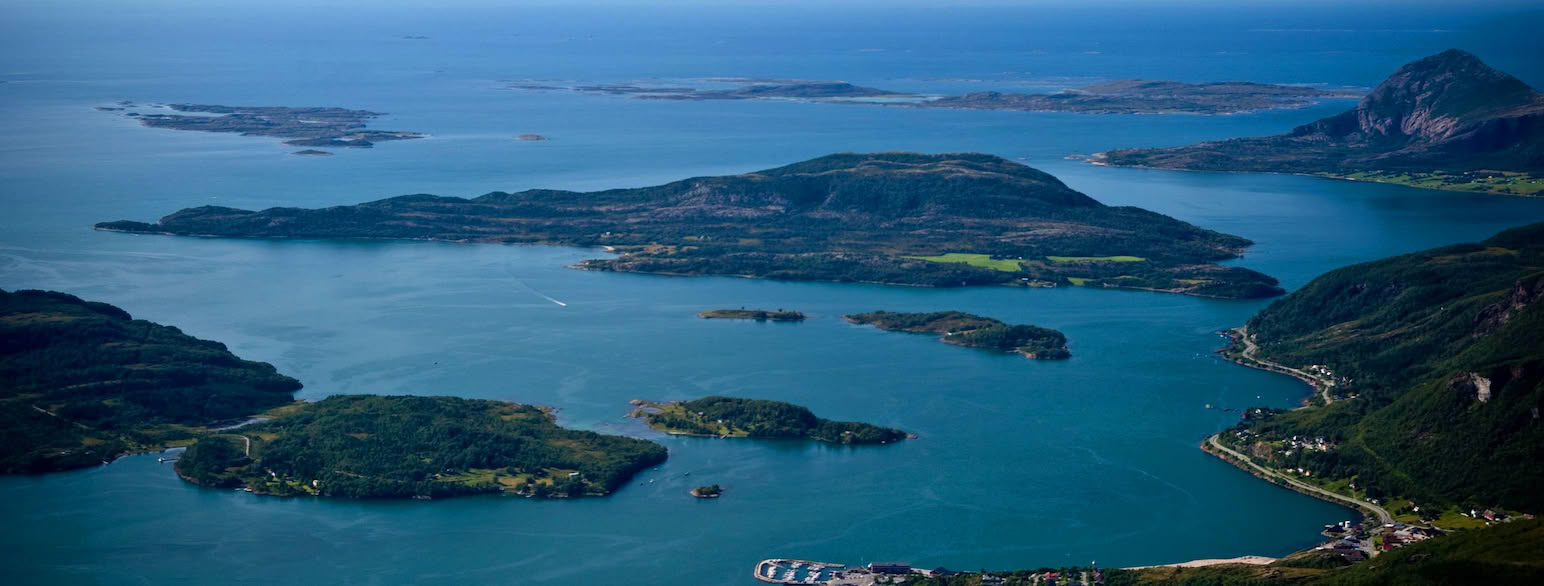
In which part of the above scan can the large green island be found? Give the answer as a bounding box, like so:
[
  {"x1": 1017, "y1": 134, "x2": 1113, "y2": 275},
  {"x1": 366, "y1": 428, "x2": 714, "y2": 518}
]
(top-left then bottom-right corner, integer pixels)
[
  {"x1": 1094, "y1": 50, "x2": 1544, "y2": 196},
  {"x1": 629, "y1": 396, "x2": 910, "y2": 444},
  {"x1": 95, "y1": 152, "x2": 1283, "y2": 299},
  {"x1": 845, "y1": 311, "x2": 1070, "y2": 360},
  {"x1": 1, "y1": 288, "x2": 668, "y2": 499}
]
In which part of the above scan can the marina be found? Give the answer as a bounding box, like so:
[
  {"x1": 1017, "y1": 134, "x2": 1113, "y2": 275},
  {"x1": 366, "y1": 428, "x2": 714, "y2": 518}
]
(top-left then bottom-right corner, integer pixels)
[{"x1": 754, "y1": 559, "x2": 846, "y2": 585}]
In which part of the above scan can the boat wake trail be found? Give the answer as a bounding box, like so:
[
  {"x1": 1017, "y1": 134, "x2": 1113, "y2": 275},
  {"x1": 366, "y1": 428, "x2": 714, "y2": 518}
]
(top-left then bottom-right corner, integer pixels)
[{"x1": 506, "y1": 265, "x2": 568, "y2": 306}]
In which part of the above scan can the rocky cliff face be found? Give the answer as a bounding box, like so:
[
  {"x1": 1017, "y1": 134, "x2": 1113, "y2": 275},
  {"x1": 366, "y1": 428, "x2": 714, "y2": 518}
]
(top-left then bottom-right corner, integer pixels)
[
  {"x1": 1101, "y1": 49, "x2": 1544, "y2": 173},
  {"x1": 1333, "y1": 50, "x2": 1540, "y2": 141}
]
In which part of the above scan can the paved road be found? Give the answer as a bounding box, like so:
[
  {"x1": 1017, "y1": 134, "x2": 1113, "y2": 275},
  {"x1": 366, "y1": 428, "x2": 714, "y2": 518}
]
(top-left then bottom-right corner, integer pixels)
[
  {"x1": 1208, "y1": 434, "x2": 1392, "y2": 523},
  {"x1": 1234, "y1": 327, "x2": 1334, "y2": 406}
]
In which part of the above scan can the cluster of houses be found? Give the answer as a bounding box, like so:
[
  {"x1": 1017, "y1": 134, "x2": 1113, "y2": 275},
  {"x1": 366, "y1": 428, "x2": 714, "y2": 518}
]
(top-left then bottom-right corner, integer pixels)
[{"x1": 1282, "y1": 435, "x2": 1332, "y2": 453}]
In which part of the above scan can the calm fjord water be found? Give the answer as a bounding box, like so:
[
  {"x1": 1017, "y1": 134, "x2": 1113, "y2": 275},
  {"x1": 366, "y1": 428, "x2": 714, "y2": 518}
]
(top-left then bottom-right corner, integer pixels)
[{"x1": 3, "y1": 3, "x2": 1544, "y2": 584}]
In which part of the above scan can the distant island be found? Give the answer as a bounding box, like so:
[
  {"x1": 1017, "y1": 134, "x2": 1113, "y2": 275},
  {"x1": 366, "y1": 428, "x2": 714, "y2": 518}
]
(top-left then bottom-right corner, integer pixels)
[
  {"x1": 292, "y1": 149, "x2": 333, "y2": 156},
  {"x1": 509, "y1": 81, "x2": 914, "y2": 102},
  {"x1": 178, "y1": 395, "x2": 668, "y2": 499},
  {"x1": 699, "y1": 308, "x2": 806, "y2": 321},
  {"x1": 1, "y1": 288, "x2": 668, "y2": 499},
  {"x1": 111, "y1": 102, "x2": 424, "y2": 149},
  {"x1": 629, "y1": 397, "x2": 910, "y2": 444},
  {"x1": 96, "y1": 152, "x2": 1283, "y2": 299},
  {"x1": 0, "y1": 288, "x2": 300, "y2": 473},
  {"x1": 510, "y1": 78, "x2": 1357, "y2": 115},
  {"x1": 1093, "y1": 50, "x2": 1544, "y2": 196},
  {"x1": 845, "y1": 311, "x2": 1070, "y2": 359},
  {"x1": 907, "y1": 80, "x2": 1358, "y2": 115},
  {"x1": 516, "y1": 134, "x2": 548, "y2": 141},
  {"x1": 690, "y1": 484, "x2": 722, "y2": 498}
]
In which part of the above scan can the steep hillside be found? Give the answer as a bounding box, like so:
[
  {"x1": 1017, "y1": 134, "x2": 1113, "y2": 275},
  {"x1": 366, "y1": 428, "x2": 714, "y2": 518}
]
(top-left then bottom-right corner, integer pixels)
[{"x1": 1224, "y1": 222, "x2": 1544, "y2": 511}]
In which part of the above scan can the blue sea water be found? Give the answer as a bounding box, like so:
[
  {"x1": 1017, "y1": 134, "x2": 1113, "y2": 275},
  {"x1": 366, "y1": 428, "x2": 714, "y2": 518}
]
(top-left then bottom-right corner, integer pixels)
[{"x1": 2, "y1": 2, "x2": 1544, "y2": 584}]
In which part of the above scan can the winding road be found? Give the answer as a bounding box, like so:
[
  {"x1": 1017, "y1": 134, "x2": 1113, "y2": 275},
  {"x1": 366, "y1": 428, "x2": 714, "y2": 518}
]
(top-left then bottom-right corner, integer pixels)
[
  {"x1": 1207, "y1": 434, "x2": 1391, "y2": 523},
  {"x1": 1232, "y1": 327, "x2": 1334, "y2": 406}
]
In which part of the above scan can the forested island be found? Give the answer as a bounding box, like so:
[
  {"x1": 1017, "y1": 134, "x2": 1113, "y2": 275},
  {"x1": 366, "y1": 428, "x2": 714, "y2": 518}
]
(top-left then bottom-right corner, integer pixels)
[
  {"x1": 1, "y1": 289, "x2": 668, "y2": 499},
  {"x1": 629, "y1": 397, "x2": 910, "y2": 444},
  {"x1": 699, "y1": 308, "x2": 806, "y2": 321},
  {"x1": 845, "y1": 311, "x2": 1070, "y2": 359},
  {"x1": 1094, "y1": 50, "x2": 1544, "y2": 196},
  {"x1": 511, "y1": 78, "x2": 1355, "y2": 115},
  {"x1": 0, "y1": 289, "x2": 300, "y2": 473},
  {"x1": 177, "y1": 395, "x2": 668, "y2": 499},
  {"x1": 690, "y1": 484, "x2": 722, "y2": 498},
  {"x1": 96, "y1": 152, "x2": 1282, "y2": 299},
  {"x1": 1215, "y1": 221, "x2": 1544, "y2": 520},
  {"x1": 113, "y1": 102, "x2": 424, "y2": 149}
]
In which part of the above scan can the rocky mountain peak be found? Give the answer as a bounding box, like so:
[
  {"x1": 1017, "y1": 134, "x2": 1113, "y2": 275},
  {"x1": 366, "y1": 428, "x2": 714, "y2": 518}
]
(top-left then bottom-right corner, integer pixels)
[{"x1": 1349, "y1": 49, "x2": 1541, "y2": 140}]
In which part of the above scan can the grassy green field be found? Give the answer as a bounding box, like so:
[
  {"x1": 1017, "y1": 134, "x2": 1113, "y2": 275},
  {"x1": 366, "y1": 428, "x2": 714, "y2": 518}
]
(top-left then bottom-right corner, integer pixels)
[
  {"x1": 1046, "y1": 255, "x2": 1146, "y2": 263},
  {"x1": 1333, "y1": 170, "x2": 1544, "y2": 196},
  {"x1": 905, "y1": 253, "x2": 1024, "y2": 271},
  {"x1": 1066, "y1": 277, "x2": 1090, "y2": 286},
  {"x1": 633, "y1": 402, "x2": 751, "y2": 437},
  {"x1": 440, "y1": 467, "x2": 580, "y2": 490}
]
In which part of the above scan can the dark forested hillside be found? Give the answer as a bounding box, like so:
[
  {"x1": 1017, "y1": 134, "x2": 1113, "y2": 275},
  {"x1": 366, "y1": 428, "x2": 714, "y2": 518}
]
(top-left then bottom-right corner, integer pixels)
[
  {"x1": 0, "y1": 289, "x2": 301, "y2": 473},
  {"x1": 97, "y1": 152, "x2": 1282, "y2": 299},
  {"x1": 177, "y1": 394, "x2": 668, "y2": 499},
  {"x1": 1224, "y1": 222, "x2": 1544, "y2": 511},
  {"x1": 632, "y1": 396, "x2": 909, "y2": 444}
]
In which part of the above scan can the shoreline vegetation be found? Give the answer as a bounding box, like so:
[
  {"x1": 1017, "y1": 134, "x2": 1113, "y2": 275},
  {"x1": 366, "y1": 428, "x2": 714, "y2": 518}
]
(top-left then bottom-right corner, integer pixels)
[
  {"x1": 509, "y1": 78, "x2": 1359, "y2": 115},
  {"x1": 1093, "y1": 50, "x2": 1544, "y2": 197},
  {"x1": 844, "y1": 311, "x2": 1070, "y2": 360},
  {"x1": 2, "y1": 288, "x2": 668, "y2": 499},
  {"x1": 906, "y1": 517, "x2": 1544, "y2": 584},
  {"x1": 94, "y1": 152, "x2": 1284, "y2": 300},
  {"x1": 628, "y1": 397, "x2": 912, "y2": 444},
  {"x1": 699, "y1": 308, "x2": 807, "y2": 321},
  {"x1": 108, "y1": 102, "x2": 424, "y2": 149}
]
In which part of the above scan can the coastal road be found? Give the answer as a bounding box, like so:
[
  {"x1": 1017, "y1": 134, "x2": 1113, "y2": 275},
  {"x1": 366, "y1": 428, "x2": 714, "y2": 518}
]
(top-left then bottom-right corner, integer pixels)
[
  {"x1": 1234, "y1": 327, "x2": 1334, "y2": 406},
  {"x1": 1207, "y1": 434, "x2": 1392, "y2": 523}
]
